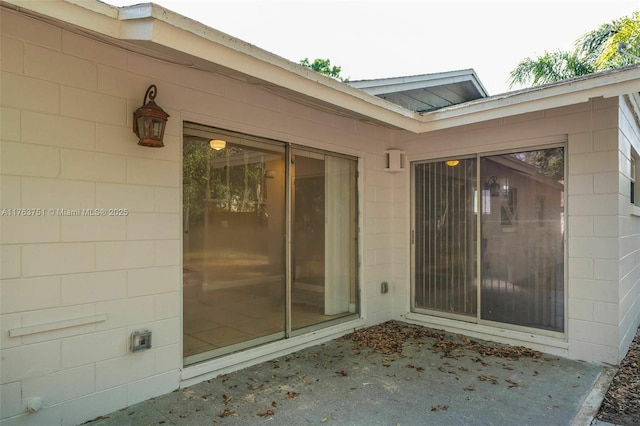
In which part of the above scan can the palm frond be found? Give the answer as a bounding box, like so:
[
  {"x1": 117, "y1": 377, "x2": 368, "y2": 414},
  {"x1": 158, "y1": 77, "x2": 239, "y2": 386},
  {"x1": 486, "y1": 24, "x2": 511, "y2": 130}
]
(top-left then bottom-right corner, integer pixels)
[
  {"x1": 509, "y1": 11, "x2": 639, "y2": 89},
  {"x1": 508, "y1": 50, "x2": 594, "y2": 88},
  {"x1": 595, "y1": 12, "x2": 640, "y2": 69}
]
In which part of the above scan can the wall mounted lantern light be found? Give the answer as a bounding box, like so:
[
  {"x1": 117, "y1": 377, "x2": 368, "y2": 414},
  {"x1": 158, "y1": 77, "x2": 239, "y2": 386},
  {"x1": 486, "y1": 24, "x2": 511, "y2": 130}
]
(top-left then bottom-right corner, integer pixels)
[
  {"x1": 133, "y1": 85, "x2": 169, "y2": 148},
  {"x1": 485, "y1": 176, "x2": 501, "y2": 197}
]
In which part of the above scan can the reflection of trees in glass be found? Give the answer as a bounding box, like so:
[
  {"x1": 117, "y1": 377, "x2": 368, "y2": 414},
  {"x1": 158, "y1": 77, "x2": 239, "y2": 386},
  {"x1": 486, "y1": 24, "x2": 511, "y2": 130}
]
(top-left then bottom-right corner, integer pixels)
[
  {"x1": 217, "y1": 147, "x2": 265, "y2": 213},
  {"x1": 183, "y1": 137, "x2": 211, "y2": 222},
  {"x1": 183, "y1": 138, "x2": 267, "y2": 227},
  {"x1": 510, "y1": 147, "x2": 564, "y2": 181},
  {"x1": 294, "y1": 176, "x2": 324, "y2": 237}
]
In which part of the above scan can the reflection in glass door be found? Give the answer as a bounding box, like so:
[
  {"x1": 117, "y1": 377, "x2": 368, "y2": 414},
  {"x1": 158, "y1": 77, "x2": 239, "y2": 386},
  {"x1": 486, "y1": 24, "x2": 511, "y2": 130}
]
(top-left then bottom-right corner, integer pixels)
[
  {"x1": 480, "y1": 148, "x2": 565, "y2": 332},
  {"x1": 413, "y1": 159, "x2": 477, "y2": 318},
  {"x1": 412, "y1": 147, "x2": 565, "y2": 334},
  {"x1": 183, "y1": 127, "x2": 286, "y2": 364},
  {"x1": 291, "y1": 150, "x2": 358, "y2": 331},
  {"x1": 183, "y1": 124, "x2": 359, "y2": 365}
]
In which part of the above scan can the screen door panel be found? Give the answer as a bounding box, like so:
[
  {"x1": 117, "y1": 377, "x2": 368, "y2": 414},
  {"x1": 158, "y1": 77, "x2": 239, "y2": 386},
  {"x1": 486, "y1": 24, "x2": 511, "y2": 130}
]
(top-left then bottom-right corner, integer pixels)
[{"x1": 414, "y1": 159, "x2": 477, "y2": 317}]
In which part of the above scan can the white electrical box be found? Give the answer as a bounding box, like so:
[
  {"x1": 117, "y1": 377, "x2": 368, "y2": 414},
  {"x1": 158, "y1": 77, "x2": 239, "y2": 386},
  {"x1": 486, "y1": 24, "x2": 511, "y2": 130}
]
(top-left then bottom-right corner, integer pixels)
[{"x1": 385, "y1": 149, "x2": 406, "y2": 172}]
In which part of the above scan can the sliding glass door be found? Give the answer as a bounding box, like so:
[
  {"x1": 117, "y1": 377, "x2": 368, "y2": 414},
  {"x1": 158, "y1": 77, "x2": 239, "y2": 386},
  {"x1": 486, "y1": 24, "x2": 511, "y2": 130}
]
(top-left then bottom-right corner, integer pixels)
[
  {"x1": 480, "y1": 149, "x2": 564, "y2": 332},
  {"x1": 413, "y1": 158, "x2": 477, "y2": 318},
  {"x1": 183, "y1": 129, "x2": 286, "y2": 364},
  {"x1": 291, "y1": 150, "x2": 358, "y2": 330},
  {"x1": 412, "y1": 147, "x2": 565, "y2": 334},
  {"x1": 183, "y1": 124, "x2": 358, "y2": 365}
]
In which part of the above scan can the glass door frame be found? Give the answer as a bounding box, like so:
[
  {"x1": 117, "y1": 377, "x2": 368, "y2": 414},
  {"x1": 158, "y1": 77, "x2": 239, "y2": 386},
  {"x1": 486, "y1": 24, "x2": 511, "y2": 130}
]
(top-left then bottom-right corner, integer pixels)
[
  {"x1": 183, "y1": 124, "x2": 288, "y2": 365},
  {"x1": 410, "y1": 143, "x2": 568, "y2": 339},
  {"x1": 182, "y1": 123, "x2": 361, "y2": 365},
  {"x1": 410, "y1": 155, "x2": 479, "y2": 324},
  {"x1": 288, "y1": 145, "x2": 361, "y2": 338}
]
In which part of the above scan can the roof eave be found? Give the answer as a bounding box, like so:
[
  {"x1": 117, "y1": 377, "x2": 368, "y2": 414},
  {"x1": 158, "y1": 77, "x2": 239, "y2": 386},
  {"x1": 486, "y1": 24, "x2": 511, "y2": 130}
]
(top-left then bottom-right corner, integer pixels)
[
  {"x1": 130, "y1": 16, "x2": 422, "y2": 127},
  {"x1": 417, "y1": 66, "x2": 640, "y2": 132},
  {"x1": 3, "y1": 0, "x2": 640, "y2": 135},
  {"x1": 2, "y1": 0, "x2": 422, "y2": 130},
  {"x1": 349, "y1": 69, "x2": 489, "y2": 99}
]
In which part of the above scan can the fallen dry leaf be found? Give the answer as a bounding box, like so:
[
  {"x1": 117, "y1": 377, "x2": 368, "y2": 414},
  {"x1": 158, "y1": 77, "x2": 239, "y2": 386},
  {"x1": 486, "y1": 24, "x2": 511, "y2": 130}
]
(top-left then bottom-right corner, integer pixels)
[
  {"x1": 597, "y1": 326, "x2": 640, "y2": 425},
  {"x1": 478, "y1": 375, "x2": 498, "y2": 385},
  {"x1": 219, "y1": 409, "x2": 237, "y2": 418},
  {"x1": 431, "y1": 405, "x2": 449, "y2": 411},
  {"x1": 257, "y1": 408, "x2": 275, "y2": 417}
]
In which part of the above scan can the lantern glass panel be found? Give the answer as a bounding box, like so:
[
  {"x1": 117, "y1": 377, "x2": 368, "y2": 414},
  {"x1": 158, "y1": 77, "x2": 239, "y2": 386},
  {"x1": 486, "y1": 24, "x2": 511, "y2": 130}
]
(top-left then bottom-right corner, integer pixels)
[
  {"x1": 136, "y1": 116, "x2": 146, "y2": 137},
  {"x1": 152, "y1": 120, "x2": 164, "y2": 138}
]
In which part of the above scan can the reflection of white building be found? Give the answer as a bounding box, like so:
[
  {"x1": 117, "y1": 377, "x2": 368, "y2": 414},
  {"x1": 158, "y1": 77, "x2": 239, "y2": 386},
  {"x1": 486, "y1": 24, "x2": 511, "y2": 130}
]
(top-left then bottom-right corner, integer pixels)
[{"x1": 1, "y1": 2, "x2": 640, "y2": 425}]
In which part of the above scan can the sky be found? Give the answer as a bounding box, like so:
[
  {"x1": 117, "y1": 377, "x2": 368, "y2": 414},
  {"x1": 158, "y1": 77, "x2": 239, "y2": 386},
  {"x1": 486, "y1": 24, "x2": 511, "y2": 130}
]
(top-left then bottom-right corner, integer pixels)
[{"x1": 104, "y1": 0, "x2": 639, "y2": 95}]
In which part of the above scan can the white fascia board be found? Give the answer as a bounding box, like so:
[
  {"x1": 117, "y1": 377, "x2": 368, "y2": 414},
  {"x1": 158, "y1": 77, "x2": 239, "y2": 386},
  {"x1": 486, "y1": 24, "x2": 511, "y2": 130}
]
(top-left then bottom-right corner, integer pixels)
[
  {"x1": 117, "y1": 3, "x2": 421, "y2": 129},
  {"x1": 468, "y1": 69, "x2": 489, "y2": 97},
  {"x1": 417, "y1": 69, "x2": 640, "y2": 132}
]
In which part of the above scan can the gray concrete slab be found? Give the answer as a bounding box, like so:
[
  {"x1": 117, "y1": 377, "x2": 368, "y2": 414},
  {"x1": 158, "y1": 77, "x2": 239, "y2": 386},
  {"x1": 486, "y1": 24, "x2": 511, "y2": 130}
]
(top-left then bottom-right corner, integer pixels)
[{"x1": 84, "y1": 323, "x2": 609, "y2": 426}]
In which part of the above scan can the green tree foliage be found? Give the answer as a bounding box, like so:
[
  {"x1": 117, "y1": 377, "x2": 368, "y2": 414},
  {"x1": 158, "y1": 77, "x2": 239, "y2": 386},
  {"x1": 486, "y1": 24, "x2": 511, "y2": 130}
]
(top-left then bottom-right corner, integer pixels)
[
  {"x1": 586, "y1": 12, "x2": 640, "y2": 69},
  {"x1": 183, "y1": 138, "x2": 267, "y2": 228},
  {"x1": 509, "y1": 11, "x2": 640, "y2": 89},
  {"x1": 508, "y1": 51, "x2": 595, "y2": 87},
  {"x1": 513, "y1": 147, "x2": 565, "y2": 182},
  {"x1": 300, "y1": 58, "x2": 349, "y2": 82}
]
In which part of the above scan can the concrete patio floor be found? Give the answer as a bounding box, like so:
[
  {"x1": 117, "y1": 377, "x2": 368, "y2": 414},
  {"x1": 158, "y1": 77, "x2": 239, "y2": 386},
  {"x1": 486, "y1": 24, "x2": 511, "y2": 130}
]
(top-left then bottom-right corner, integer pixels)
[{"x1": 85, "y1": 321, "x2": 611, "y2": 426}]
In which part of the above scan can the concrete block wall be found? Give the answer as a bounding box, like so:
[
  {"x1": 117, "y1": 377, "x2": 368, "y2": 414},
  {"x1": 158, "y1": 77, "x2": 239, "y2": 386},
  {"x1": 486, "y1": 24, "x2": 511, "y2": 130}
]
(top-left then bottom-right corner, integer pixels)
[
  {"x1": 0, "y1": 9, "x2": 182, "y2": 426},
  {"x1": 0, "y1": 8, "x2": 394, "y2": 425},
  {"x1": 617, "y1": 97, "x2": 640, "y2": 361},
  {"x1": 389, "y1": 161, "x2": 411, "y2": 320},
  {"x1": 362, "y1": 155, "x2": 396, "y2": 324},
  {"x1": 392, "y1": 97, "x2": 630, "y2": 364},
  {"x1": 566, "y1": 97, "x2": 622, "y2": 364}
]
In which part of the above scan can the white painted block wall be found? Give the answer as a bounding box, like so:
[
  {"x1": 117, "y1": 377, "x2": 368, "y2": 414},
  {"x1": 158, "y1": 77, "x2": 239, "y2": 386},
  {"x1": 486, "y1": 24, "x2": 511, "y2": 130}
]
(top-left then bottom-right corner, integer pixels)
[
  {"x1": 0, "y1": 8, "x2": 394, "y2": 425},
  {"x1": 566, "y1": 100, "x2": 622, "y2": 364},
  {"x1": 392, "y1": 97, "x2": 637, "y2": 365},
  {"x1": 617, "y1": 97, "x2": 640, "y2": 361}
]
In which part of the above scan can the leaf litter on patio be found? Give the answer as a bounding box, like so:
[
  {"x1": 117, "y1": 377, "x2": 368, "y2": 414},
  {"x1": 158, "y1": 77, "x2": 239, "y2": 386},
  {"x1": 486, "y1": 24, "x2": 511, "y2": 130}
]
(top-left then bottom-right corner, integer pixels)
[
  {"x1": 596, "y1": 326, "x2": 640, "y2": 426},
  {"x1": 340, "y1": 320, "x2": 542, "y2": 361},
  {"x1": 87, "y1": 320, "x2": 618, "y2": 424},
  {"x1": 195, "y1": 321, "x2": 549, "y2": 422}
]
